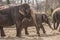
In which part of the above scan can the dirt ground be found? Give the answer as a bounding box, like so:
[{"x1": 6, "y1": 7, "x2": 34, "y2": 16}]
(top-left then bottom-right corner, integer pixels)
[{"x1": 0, "y1": 24, "x2": 60, "y2": 40}]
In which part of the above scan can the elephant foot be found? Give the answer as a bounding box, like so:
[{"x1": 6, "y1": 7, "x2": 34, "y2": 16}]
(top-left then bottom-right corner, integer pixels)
[{"x1": 16, "y1": 34, "x2": 21, "y2": 38}]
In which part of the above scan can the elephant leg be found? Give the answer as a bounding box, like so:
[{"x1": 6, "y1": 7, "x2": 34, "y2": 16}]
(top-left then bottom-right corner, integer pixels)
[
  {"x1": 33, "y1": 15, "x2": 40, "y2": 36},
  {"x1": 55, "y1": 22, "x2": 59, "y2": 30},
  {"x1": 46, "y1": 21, "x2": 53, "y2": 30},
  {"x1": 35, "y1": 23, "x2": 40, "y2": 36},
  {"x1": 53, "y1": 22, "x2": 56, "y2": 30},
  {"x1": 24, "y1": 27, "x2": 29, "y2": 35},
  {"x1": 16, "y1": 21, "x2": 23, "y2": 37},
  {"x1": 0, "y1": 26, "x2": 5, "y2": 37},
  {"x1": 16, "y1": 25, "x2": 22, "y2": 37},
  {"x1": 40, "y1": 24, "x2": 46, "y2": 33}
]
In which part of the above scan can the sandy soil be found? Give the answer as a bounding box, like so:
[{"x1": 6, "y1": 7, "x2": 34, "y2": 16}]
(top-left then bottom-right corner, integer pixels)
[{"x1": 0, "y1": 24, "x2": 60, "y2": 40}]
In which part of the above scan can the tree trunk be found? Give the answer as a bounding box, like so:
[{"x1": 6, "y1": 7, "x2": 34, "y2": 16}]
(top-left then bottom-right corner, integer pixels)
[
  {"x1": 58, "y1": 0, "x2": 60, "y2": 6},
  {"x1": 28, "y1": 0, "x2": 30, "y2": 4},
  {"x1": 32, "y1": 0, "x2": 34, "y2": 5},
  {"x1": 45, "y1": 0, "x2": 48, "y2": 14},
  {"x1": 24, "y1": 0, "x2": 26, "y2": 3},
  {"x1": 21, "y1": 0, "x2": 22, "y2": 4},
  {"x1": 0, "y1": 0, "x2": 2, "y2": 2},
  {"x1": 0, "y1": 0, "x2": 2, "y2": 5},
  {"x1": 35, "y1": 0, "x2": 38, "y2": 12},
  {"x1": 7, "y1": 0, "x2": 10, "y2": 4}
]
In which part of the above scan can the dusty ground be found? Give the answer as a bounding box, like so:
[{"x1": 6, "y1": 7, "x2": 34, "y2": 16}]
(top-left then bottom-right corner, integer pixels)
[{"x1": 0, "y1": 24, "x2": 60, "y2": 40}]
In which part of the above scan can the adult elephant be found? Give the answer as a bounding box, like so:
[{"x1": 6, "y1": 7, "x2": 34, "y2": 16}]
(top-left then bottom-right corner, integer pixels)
[
  {"x1": 0, "y1": 3, "x2": 32, "y2": 37},
  {"x1": 52, "y1": 8, "x2": 60, "y2": 31}
]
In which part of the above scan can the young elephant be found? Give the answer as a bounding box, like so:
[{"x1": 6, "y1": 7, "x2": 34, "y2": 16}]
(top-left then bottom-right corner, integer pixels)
[
  {"x1": 35, "y1": 14, "x2": 53, "y2": 36},
  {"x1": 52, "y1": 8, "x2": 60, "y2": 31},
  {"x1": 22, "y1": 13, "x2": 53, "y2": 36}
]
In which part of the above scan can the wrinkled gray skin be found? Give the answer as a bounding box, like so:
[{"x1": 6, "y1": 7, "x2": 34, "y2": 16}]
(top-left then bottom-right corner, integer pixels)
[
  {"x1": 0, "y1": 4, "x2": 32, "y2": 37},
  {"x1": 22, "y1": 18, "x2": 35, "y2": 35},
  {"x1": 22, "y1": 14, "x2": 53, "y2": 36}
]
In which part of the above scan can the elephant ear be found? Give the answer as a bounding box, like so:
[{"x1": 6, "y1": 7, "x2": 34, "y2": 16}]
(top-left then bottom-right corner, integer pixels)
[{"x1": 42, "y1": 14, "x2": 48, "y2": 22}]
